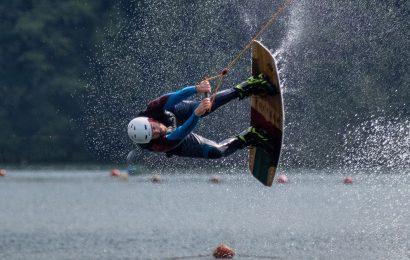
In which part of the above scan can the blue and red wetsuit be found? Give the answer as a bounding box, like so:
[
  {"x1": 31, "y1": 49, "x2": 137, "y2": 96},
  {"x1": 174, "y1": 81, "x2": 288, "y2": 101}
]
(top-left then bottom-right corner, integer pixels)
[{"x1": 132, "y1": 86, "x2": 245, "y2": 159}]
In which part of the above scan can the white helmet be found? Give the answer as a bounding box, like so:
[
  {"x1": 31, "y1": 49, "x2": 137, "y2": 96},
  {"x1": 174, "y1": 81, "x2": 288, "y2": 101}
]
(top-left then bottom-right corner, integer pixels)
[{"x1": 127, "y1": 117, "x2": 152, "y2": 144}]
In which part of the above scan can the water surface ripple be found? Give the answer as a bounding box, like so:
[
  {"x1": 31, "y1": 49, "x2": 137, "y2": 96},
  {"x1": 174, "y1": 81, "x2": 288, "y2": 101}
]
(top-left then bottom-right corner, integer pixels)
[{"x1": 0, "y1": 169, "x2": 409, "y2": 259}]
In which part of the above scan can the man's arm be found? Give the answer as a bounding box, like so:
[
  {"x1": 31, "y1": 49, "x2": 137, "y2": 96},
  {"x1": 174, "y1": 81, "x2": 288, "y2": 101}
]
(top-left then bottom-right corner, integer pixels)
[
  {"x1": 166, "y1": 98, "x2": 211, "y2": 141},
  {"x1": 146, "y1": 86, "x2": 196, "y2": 112},
  {"x1": 146, "y1": 81, "x2": 211, "y2": 112},
  {"x1": 166, "y1": 113, "x2": 200, "y2": 141},
  {"x1": 163, "y1": 86, "x2": 197, "y2": 110}
]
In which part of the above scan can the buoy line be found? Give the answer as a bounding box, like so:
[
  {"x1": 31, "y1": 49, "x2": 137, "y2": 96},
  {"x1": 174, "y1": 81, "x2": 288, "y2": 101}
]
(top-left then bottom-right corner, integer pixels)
[
  {"x1": 163, "y1": 244, "x2": 280, "y2": 259},
  {"x1": 164, "y1": 254, "x2": 211, "y2": 260},
  {"x1": 237, "y1": 255, "x2": 280, "y2": 259},
  {"x1": 164, "y1": 254, "x2": 280, "y2": 259}
]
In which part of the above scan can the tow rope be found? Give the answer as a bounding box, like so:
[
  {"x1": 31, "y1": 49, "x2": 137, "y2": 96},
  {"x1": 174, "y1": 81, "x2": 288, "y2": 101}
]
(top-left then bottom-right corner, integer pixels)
[{"x1": 199, "y1": 0, "x2": 293, "y2": 105}]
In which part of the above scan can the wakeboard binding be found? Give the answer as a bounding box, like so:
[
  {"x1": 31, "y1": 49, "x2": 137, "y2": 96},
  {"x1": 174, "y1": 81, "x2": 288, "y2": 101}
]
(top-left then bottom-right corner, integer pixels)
[
  {"x1": 237, "y1": 127, "x2": 275, "y2": 154},
  {"x1": 235, "y1": 74, "x2": 276, "y2": 100}
]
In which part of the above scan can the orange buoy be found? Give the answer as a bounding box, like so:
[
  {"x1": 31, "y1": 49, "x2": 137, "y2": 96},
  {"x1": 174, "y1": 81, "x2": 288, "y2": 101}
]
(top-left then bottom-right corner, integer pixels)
[
  {"x1": 343, "y1": 176, "x2": 353, "y2": 184},
  {"x1": 110, "y1": 168, "x2": 121, "y2": 177},
  {"x1": 277, "y1": 173, "x2": 288, "y2": 183},
  {"x1": 213, "y1": 244, "x2": 235, "y2": 259},
  {"x1": 209, "y1": 175, "x2": 221, "y2": 184},
  {"x1": 151, "y1": 174, "x2": 161, "y2": 183},
  {"x1": 0, "y1": 169, "x2": 6, "y2": 177}
]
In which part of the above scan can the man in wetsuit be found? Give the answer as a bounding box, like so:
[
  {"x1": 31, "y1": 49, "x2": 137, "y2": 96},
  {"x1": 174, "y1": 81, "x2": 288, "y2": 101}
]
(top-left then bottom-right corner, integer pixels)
[{"x1": 126, "y1": 74, "x2": 274, "y2": 162}]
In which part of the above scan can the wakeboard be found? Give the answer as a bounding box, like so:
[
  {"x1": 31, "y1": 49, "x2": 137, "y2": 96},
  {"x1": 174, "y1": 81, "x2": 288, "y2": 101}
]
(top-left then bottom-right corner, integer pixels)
[{"x1": 249, "y1": 40, "x2": 284, "y2": 187}]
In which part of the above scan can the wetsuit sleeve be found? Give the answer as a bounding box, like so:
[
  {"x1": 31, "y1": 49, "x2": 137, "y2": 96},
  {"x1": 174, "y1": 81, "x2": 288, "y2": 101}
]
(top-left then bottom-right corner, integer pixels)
[
  {"x1": 163, "y1": 86, "x2": 197, "y2": 110},
  {"x1": 146, "y1": 86, "x2": 197, "y2": 112},
  {"x1": 166, "y1": 113, "x2": 200, "y2": 141}
]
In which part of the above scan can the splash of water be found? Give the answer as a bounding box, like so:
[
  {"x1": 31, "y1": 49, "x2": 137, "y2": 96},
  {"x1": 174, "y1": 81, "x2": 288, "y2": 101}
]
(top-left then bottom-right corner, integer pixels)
[
  {"x1": 82, "y1": 0, "x2": 408, "y2": 171},
  {"x1": 275, "y1": 0, "x2": 305, "y2": 94},
  {"x1": 343, "y1": 117, "x2": 410, "y2": 171}
]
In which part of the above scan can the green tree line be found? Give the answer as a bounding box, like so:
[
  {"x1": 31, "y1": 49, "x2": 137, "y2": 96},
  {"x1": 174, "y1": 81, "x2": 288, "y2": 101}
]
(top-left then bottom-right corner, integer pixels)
[{"x1": 1, "y1": 0, "x2": 115, "y2": 163}]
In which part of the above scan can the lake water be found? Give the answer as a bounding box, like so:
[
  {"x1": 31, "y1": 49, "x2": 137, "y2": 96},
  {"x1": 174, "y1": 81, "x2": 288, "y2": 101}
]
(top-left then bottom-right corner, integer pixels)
[{"x1": 0, "y1": 167, "x2": 409, "y2": 259}]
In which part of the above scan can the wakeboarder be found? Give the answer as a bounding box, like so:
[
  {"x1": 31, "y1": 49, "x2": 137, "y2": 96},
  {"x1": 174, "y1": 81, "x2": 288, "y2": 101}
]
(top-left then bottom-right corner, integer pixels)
[{"x1": 126, "y1": 75, "x2": 275, "y2": 162}]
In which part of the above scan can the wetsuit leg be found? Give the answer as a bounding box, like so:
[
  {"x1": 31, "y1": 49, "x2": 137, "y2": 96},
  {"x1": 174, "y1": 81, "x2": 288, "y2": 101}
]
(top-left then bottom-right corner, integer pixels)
[
  {"x1": 170, "y1": 88, "x2": 239, "y2": 122},
  {"x1": 167, "y1": 133, "x2": 246, "y2": 159},
  {"x1": 204, "y1": 88, "x2": 239, "y2": 116}
]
